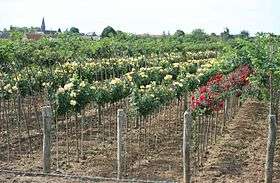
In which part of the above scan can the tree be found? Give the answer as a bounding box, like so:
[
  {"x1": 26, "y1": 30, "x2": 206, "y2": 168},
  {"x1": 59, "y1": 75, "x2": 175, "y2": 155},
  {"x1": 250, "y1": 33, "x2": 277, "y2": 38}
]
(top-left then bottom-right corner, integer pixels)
[
  {"x1": 221, "y1": 27, "x2": 232, "y2": 40},
  {"x1": 69, "y1": 27, "x2": 79, "y2": 34},
  {"x1": 174, "y1": 30, "x2": 185, "y2": 37},
  {"x1": 191, "y1": 29, "x2": 207, "y2": 40},
  {"x1": 58, "y1": 28, "x2": 62, "y2": 33},
  {"x1": 239, "y1": 30, "x2": 250, "y2": 38},
  {"x1": 210, "y1": 33, "x2": 217, "y2": 37},
  {"x1": 115, "y1": 30, "x2": 131, "y2": 39},
  {"x1": 101, "y1": 26, "x2": 117, "y2": 38},
  {"x1": 10, "y1": 31, "x2": 24, "y2": 40}
]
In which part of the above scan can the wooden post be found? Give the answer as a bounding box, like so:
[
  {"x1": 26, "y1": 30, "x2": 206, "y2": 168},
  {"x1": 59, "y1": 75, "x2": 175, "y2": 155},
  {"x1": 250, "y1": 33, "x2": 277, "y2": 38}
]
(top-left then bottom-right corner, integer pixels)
[
  {"x1": 42, "y1": 106, "x2": 52, "y2": 173},
  {"x1": 265, "y1": 114, "x2": 277, "y2": 183},
  {"x1": 221, "y1": 97, "x2": 228, "y2": 134},
  {"x1": 98, "y1": 105, "x2": 102, "y2": 125},
  {"x1": 183, "y1": 110, "x2": 192, "y2": 183},
  {"x1": 183, "y1": 92, "x2": 188, "y2": 111},
  {"x1": 81, "y1": 111, "x2": 85, "y2": 159},
  {"x1": 214, "y1": 111, "x2": 218, "y2": 143},
  {"x1": 117, "y1": 109, "x2": 125, "y2": 180}
]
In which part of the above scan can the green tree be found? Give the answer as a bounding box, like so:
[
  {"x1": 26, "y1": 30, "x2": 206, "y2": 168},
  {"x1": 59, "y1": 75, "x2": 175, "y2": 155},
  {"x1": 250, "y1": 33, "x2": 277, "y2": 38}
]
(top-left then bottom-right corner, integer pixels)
[
  {"x1": 239, "y1": 30, "x2": 250, "y2": 38},
  {"x1": 221, "y1": 27, "x2": 232, "y2": 40},
  {"x1": 10, "y1": 31, "x2": 24, "y2": 40},
  {"x1": 174, "y1": 30, "x2": 185, "y2": 37},
  {"x1": 69, "y1": 27, "x2": 79, "y2": 33},
  {"x1": 191, "y1": 29, "x2": 207, "y2": 40},
  {"x1": 210, "y1": 33, "x2": 217, "y2": 37},
  {"x1": 101, "y1": 26, "x2": 117, "y2": 38}
]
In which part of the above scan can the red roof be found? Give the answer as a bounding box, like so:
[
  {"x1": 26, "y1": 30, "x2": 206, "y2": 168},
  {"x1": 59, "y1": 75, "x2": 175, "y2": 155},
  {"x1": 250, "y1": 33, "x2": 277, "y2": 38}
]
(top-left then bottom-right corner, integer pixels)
[{"x1": 26, "y1": 33, "x2": 43, "y2": 40}]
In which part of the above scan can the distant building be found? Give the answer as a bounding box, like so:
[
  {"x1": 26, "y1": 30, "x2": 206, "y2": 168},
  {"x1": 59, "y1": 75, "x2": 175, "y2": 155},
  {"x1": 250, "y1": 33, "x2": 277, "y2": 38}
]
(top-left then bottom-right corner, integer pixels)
[
  {"x1": 9, "y1": 18, "x2": 100, "y2": 41},
  {"x1": 25, "y1": 18, "x2": 58, "y2": 40},
  {"x1": 41, "y1": 17, "x2": 46, "y2": 33},
  {"x1": 84, "y1": 32, "x2": 100, "y2": 40},
  {"x1": 86, "y1": 32, "x2": 97, "y2": 36},
  {"x1": 44, "y1": 30, "x2": 57, "y2": 34},
  {"x1": 137, "y1": 33, "x2": 162, "y2": 38},
  {"x1": 25, "y1": 33, "x2": 43, "y2": 40},
  {"x1": 40, "y1": 17, "x2": 57, "y2": 35},
  {"x1": 0, "y1": 31, "x2": 9, "y2": 39}
]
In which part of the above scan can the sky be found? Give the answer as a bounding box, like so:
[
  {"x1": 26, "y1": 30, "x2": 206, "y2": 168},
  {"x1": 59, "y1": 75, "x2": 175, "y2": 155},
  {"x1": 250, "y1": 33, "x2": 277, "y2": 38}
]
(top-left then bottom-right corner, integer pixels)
[{"x1": 0, "y1": 0, "x2": 279, "y2": 35}]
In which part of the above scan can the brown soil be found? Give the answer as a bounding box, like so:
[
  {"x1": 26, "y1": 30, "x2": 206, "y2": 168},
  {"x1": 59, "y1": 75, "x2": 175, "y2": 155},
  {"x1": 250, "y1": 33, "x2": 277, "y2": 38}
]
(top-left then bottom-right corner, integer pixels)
[
  {"x1": 193, "y1": 100, "x2": 280, "y2": 183},
  {"x1": 0, "y1": 171, "x2": 131, "y2": 183},
  {"x1": 0, "y1": 100, "x2": 184, "y2": 182},
  {"x1": 1, "y1": 99, "x2": 280, "y2": 183},
  {"x1": 0, "y1": 172, "x2": 98, "y2": 183}
]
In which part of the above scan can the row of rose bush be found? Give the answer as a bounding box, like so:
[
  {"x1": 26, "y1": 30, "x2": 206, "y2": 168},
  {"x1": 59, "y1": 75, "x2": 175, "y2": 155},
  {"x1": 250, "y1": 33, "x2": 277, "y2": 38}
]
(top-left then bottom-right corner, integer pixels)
[
  {"x1": 2, "y1": 48, "x2": 245, "y2": 117},
  {"x1": 53, "y1": 58, "x2": 217, "y2": 115},
  {"x1": 190, "y1": 64, "x2": 251, "y2": 115},
  {"x1": 2, "y1": 53, "x2": 246, "y2": 117},
  {"x1": 0, "y1": 51, "x2": 212, "y2": 99}
]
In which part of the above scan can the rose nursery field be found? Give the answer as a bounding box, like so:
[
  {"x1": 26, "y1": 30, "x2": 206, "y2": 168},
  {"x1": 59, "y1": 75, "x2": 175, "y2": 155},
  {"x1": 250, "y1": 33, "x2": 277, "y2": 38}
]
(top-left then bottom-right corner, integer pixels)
[{"x1": 0, "y1": 33, "x2": 280, "y2": 182}]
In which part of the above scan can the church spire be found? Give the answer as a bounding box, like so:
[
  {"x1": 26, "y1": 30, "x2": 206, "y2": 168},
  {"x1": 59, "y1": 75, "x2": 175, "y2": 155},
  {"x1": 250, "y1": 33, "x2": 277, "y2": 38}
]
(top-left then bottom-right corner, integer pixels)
[{"x1": 41, "y1": 17, "x2": 46, "y2": 33}]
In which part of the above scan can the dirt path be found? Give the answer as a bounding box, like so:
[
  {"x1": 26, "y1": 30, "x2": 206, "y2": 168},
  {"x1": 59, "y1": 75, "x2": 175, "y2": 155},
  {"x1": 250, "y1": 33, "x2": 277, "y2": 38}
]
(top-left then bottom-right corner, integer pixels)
[{"x1": 193, "y1": 100, "x2": 280, "y2": 183}]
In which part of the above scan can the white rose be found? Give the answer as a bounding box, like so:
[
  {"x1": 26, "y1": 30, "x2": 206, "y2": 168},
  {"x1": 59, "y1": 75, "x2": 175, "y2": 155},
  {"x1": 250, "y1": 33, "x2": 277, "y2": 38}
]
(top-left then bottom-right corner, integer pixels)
[
  {"x1": 70, "y1": 100, "x2": 77, "y2": 106},
  {"x1": 70, "y1": 91, "x2": 77, "y2": 98},
  {"x1": 64, "y1": 83, "x2": 74, "y2": 91},
  {"x1": 79, "y1": 81, "x2": 86, "y2": 88},
  {"x1": 57, "y1": 87, "x2": 65, "y2": 94}
]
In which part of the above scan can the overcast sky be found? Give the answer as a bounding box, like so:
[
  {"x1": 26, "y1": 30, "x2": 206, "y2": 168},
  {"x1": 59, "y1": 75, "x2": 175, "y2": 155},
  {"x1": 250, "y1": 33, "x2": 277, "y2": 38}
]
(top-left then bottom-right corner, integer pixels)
[{"x1": 0, "y1": 0, "x2": 279, "y2": 35}]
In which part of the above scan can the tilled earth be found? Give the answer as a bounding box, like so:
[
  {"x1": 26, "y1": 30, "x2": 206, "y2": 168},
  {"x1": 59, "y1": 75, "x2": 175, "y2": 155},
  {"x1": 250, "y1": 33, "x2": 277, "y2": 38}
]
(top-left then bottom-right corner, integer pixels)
[
  {"x1": 1, "y1": 100, "x2": 280, "y2": 182},
  {"x1": 193, "y1": 100, "x2": 280, "y2": 183}
]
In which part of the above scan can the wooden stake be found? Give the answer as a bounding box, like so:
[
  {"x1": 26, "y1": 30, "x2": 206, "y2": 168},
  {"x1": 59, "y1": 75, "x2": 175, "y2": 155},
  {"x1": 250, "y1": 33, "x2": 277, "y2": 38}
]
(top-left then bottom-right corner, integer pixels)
[
  {"x1": 117, "y1": 109, "x2": 125, "y2": 179},
  {"x1": 183, "y1": 110, "x2": 192, "y2": 183},
  {"x1": 42, "y1": 106, "x2": 52, "y2": 173},
  {"x1": 265, "y1": 114, "x2": 277, "y2": 183}
]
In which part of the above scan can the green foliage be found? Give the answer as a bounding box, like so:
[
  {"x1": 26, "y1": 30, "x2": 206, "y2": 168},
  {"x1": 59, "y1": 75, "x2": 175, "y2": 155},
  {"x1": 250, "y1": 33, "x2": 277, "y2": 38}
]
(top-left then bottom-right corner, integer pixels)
[
  {"x1": 221, "y1": 27, "x2": 232, "y2": 40},
  {"x1": 239, "y1": 30, "x2": 250, "y2": 38},
  {"x1": 69, "y1": 27, "x2": 79, "y2": 33},
  {"x1": 10, "y1": 31, "x2": 24, "y2": 41},
  {"x1": 191, "y1": 29, "x2": 207, "y2": 40},
  {"x1": 101, "y1": 26, "x2": 117, "y2": 38},
  {"x1": 222, "y1": 34, "x2": 280, "y2": 102},
  {"x1": 2, "y1": 27, "x2": 280, "y2": 118},
  {"x1": 174, "y1": 30, "x2": 185, "y2": 37},
  {"x1": 0, "y1": 30, "x2": 227, "y2": 116},
  {"x1": 9, "y1": 26, "x2": 39, "y2": 33}
]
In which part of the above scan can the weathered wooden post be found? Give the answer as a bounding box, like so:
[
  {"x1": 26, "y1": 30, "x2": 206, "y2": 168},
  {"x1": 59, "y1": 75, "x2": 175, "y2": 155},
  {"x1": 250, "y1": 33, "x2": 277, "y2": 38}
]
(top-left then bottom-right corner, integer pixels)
[
  {"x1": 221, "y1": 97, "x2": 229, "y2": 134},
  {"x1": 42, "y1": 105, "x2": 52, "y2": 173},
  {"x1": 183, "y1": 92, "x2": 189, "y2": 111},
  {"x1": 183, "y1": 110, "x2": 192, "y2": 183},
  {"x1": 265, "y1": 114, "x2": 277, "y2": 183},
  {"x1": 117, "y1": 109, "x2": 125, "y2": 180},
  {"x1": 98, "y1": 104, "x2": 102, "y2": 125}
]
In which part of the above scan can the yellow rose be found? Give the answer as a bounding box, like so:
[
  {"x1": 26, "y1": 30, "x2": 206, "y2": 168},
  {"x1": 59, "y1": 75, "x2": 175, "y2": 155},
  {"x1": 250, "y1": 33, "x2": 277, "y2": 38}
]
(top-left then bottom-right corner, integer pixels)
[
  {"x1": 70, "y1": 100, "x2": 77, "y2": 106},
  {"x1": 164, "y1": 75, "x2": 173, "y2": 80}
]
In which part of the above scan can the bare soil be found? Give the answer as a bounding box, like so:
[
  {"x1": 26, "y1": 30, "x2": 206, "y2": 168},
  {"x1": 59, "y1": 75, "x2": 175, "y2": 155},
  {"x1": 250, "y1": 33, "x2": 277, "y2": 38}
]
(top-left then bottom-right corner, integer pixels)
[
  {"x1": 1, "y1": 99, "x2": 280, "y2": 182},
  {"x1": 0, "y1": 171, "x2": 132, "y2": 183},
  {"x1": 193, "y1": 100, "x2": 280, "y2": 183},
  {"x1": 0, "y1": 100, "x2": 184, "y2": 182}
]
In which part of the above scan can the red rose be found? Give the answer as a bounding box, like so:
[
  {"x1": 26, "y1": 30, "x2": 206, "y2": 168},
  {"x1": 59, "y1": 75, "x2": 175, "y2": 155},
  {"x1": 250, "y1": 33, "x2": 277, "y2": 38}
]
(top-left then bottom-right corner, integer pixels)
[
  {"x1": 199, "y1": 86, "x2": 207, "y2": 93},
  {"x1": 199, "y1": 94, "x2": 206, "y2": 101}
]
